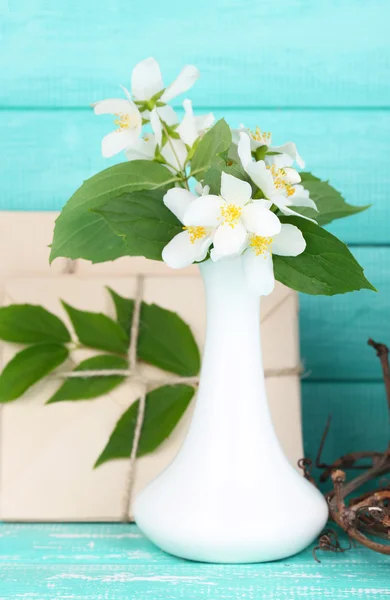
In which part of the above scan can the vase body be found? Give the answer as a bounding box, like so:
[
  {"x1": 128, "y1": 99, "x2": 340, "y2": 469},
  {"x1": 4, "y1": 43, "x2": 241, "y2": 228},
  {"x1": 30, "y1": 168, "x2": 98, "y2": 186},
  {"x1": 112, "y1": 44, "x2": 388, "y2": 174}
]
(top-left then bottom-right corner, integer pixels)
[{"x1": 134, "y1": 256, "x2": 328, "y2": 563}]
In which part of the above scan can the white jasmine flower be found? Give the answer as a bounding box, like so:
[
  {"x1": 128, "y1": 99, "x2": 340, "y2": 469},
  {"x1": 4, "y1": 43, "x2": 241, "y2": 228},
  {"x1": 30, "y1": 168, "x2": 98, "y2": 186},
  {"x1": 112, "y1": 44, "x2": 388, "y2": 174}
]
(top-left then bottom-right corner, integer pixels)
[
  {"x1": 162, "y1": 173, "x2": 281, "y2": 269},
  {"x1": 131, "y1": 57, "x2": 199, "y2": 106},
  {"x1": 162, "y1": 188, "x2": 214, "y2": 269},
  {"x1": 238, "y1": 132, "x2": 317, "y2": 220},
  {"x1": 148, "y1": 101, "x2": 214, "y2": 171},
  {"x1": 233, "y1": 125, "x2": 305, "y2": 169},
  {"x1": 94, "y1": 57, "x2": 199, "y2": 159},
  {"x1": 243, "y1": 223, "x2": 306, "y2": 296},
  {"x1": 184, "y1": 173, "x2": 281, "y2": 260},
  {"x1": 94, "y1": 95, "x2": 142, "y2": 158}
]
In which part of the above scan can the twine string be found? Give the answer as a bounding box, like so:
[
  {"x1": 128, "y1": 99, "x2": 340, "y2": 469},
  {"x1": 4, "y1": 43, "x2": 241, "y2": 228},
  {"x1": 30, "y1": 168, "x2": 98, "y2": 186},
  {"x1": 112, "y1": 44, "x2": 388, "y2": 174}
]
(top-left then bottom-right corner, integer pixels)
[
  {"x1": 57, "y1": 367, "x2": 302, "y2": 380},
  {"x1": 128, "y1": 276, "x2": 144, "y2": 374},
  {"x1": 121, "y1": 275, "x2": 146, "y2": 522}
]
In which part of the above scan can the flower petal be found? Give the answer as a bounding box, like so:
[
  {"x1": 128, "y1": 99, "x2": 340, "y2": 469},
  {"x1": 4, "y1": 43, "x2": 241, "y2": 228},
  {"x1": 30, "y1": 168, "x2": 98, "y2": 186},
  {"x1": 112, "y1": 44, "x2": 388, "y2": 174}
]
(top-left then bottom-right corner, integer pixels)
[
  {"x1": 195, "y1": 112, "x2": 215, "y2": 132},
  {"x1": 94, "y1": 98, "x2": 138, "y2": 116},
  {"x1": 246, "y1": 161, "x2": 276, "y2": 198},
  {"x1": 210, "y1": 248, "x2": 223, "y2": 262},
  {"x1": 213, "y1": 222, "x2": 248, "y2": 257},
  {"x1": 242, "y1": 202, "x2": 281, "y2": 236},
  {"x1": 157, "y1": 104, "x2": 179, "y2": 126},
  {"x1": 164, "y1": 188, "x2": 197, "y2": 223},
  {"x1": 290, "y1": 185, "x2": 318, "y2": 210},
  {"x1": 177, "y1": 99, "x2": 198, "y2": 147},
  {"x1": 295, "y1": 149, "x2": 305, "y2": 169},
  {"x1": 237, "y1": 131, "x2": 252, "y2": 168},
  {"x1": 284, "y1": 167, "x2": 301, "y2": 185},
  {"x1": 273, "y1": 224, "x2": 306, "y2": 257},
  {"x1": 119, "y1": 85, "x2": 133, "y2": 101},
  {"x1": 101, "y1": 130, "x2": 139, "y2": 158},
  {"x1": 125, "y1": 135, "x2": 156, "y2": 161},
  {"x1": 162, "y1": 231, "x2": 212, "y2": 269},
  {"x1": 220, "y1": 172, "x2": 252, "y2": 206},
  {"x1": 161, "y1": 138, "x2": 187, "y2": 171},
  {"x1": 150, "y1": 109, "x2": 163, "y2": 146},
  {"x1": 161, "y1": 65, "x2": 200, "y2": 103},
  {"x1": 194, "y1": 182, "x2": 210, "y2": 196},
  {"x1": 131, "y1": 57, "x2": 164, "y2": 101},
  {"x1": 252, "y1": 199, "x2": 272, "y2": 210},
  {"x1": 210, "y1": 245, "x2": 244, "y2": 262},
  {"x1": 182, "y1": 195, "x2": 223, "y2": 227},
  {"x1": 266, "y1": 142, "x2": 305, "y2": 169},
  {"x1": 273, "y1": 198, "x2": 317, "y2": 223},
  {"x1": 243, "y1": 250, "x2": 275, "y2": 296}
]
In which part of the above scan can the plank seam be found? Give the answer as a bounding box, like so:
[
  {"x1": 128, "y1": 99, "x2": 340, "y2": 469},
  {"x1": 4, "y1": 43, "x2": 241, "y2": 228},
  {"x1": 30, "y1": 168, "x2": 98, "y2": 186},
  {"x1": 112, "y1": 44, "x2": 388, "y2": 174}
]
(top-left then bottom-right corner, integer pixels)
[{"x1": 1, "y1": 106, "x2": 390, "y2": 112}]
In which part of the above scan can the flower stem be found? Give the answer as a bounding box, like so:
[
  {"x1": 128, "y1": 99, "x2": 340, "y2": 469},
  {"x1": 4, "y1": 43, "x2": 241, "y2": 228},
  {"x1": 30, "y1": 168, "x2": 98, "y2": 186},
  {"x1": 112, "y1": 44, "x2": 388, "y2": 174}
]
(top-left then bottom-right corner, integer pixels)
[{"x1": 158, "y1": 114, "x2": 189, "y2": 189}]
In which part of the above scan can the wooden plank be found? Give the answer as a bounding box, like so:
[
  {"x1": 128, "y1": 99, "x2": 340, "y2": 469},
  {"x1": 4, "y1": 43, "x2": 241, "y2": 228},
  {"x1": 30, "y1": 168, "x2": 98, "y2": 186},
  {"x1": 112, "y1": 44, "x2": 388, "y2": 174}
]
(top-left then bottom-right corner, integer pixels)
[
  {"x1": 2, "y1": 1, "x2": 390, "y2": 108},
  {"x1": 302, "y1": 382, "x2": 389, "y2": 476},
  {"x1": 300, "y1": 248, "x2": 390, "y2": 381},
  {"x1": 1, "y1": 108, "x2": 389, "y2": 245},
  {"x1": 0, "y1": 523, "x2": 389, "y2": 599}
]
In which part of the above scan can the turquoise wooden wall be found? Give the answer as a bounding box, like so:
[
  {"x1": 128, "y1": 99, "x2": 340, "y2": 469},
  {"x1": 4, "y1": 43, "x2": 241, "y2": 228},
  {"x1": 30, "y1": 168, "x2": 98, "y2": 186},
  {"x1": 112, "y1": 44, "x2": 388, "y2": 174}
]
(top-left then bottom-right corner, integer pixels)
[{"x1": 1, "y1": 0, "x2": 390, "y2": 474}]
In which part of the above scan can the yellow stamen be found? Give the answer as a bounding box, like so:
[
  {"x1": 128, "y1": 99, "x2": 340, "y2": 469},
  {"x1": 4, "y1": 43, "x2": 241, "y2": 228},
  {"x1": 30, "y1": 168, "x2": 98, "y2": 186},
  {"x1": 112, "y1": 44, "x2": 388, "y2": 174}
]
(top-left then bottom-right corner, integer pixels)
[
  {"x1": 183, "y1": 226, "x2": 207, "y2": 244},
  {"x1": 114, "y1": 112, "x2": 137, "y2": 131},
  {"x1": 220, "y1": 204, "x2": 242, "y2": 228},
  {"x1": 249, "y1": 234, "x2": 273, "y2": 257},
  {"x1": 251, "y1": 126, "x2": 272, "y2": 144},
  {"x1": 285, "y1": 184, "x2": 296, "y2": 197},
  {"x1": 266, "y1": 165, "x2": 295, "y2": 197}
]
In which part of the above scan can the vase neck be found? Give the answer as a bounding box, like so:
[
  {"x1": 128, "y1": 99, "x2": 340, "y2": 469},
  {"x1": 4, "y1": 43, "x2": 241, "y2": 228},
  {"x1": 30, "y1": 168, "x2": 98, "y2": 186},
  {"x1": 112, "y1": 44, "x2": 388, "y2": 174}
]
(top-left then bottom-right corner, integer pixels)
[
  {"x1": 199, "y1": 256, "x2": 261, "y2": 347},
  {"x1": 197, "y1": 256, "x2": 265, "y2": 417},
  {"x1": 177, "y1": 257, "x2": 281, "y2": 456}
]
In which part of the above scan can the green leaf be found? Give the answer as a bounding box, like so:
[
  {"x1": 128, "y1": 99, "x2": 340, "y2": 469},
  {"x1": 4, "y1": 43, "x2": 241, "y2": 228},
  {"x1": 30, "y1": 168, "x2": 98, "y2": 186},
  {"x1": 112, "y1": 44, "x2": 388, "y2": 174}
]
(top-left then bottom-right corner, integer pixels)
[
  {"x1": 292, "y1": 172, "x2": 370, "y2": 225},
  {"x1": 47, "y1": 354, "x2": 128, "y2": 403},
  {"x1": 190, "y1": 119, "x2": 232, "y2": 179},
  {"x1": 202, "y1": 161, "x2": 251, "y2": 195},
  {"x1": 107, "y1": 287, "x2": 134, "y2": 335},
  {"x1": 50, "y1": 161, "x2": 179, "y2": 264},
  {"x1": 94, "y1": 384, "x2": 195, "y2": 467},
  {"x1": 273, "y1": 217, "x2": 376, "y2": 295},
  {"x1": 0, "y1": 305, "x2": 70, "y2": 344},
  {"x1": 0, "y1": 344, "x2": 69, "y2": 403},
  {"x1": 138, "y1": 303, "x2": 200, "y2": 376},
  {"x1": 62, "y1": 302, "x2": 128, "y2": 354},
  {"x1": 95, "y1": 190, "x2": 183, "y2": 261},
  {"x1": 107, "y1": 288, "x2": 200, "y2": 376}
]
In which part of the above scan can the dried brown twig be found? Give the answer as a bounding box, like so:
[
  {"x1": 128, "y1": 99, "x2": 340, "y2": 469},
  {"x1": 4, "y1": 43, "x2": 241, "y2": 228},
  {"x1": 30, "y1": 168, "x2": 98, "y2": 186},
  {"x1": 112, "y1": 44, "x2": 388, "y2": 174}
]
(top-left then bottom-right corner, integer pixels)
[
  {"x1": 312, "y1": 338, "x2": 390, "y2": 558},
  {"x1": 312, "y1": 528, "x2": 352, "y2": 563}
]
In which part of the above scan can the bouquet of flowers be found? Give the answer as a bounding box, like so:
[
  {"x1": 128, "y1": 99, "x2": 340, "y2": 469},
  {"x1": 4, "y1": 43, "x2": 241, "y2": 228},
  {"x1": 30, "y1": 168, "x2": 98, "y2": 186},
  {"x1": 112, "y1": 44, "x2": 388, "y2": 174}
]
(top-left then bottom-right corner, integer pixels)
[{"x1": 51, "y1": 57, "x2": 375, "y2": 297}]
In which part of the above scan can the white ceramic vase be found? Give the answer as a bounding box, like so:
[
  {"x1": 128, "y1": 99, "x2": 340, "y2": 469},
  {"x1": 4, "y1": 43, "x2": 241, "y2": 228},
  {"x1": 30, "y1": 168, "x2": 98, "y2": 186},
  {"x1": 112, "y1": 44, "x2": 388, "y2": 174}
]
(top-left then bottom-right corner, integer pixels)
[{"x1": 134, "y1": 256, "x2": 328, "y2": 563}]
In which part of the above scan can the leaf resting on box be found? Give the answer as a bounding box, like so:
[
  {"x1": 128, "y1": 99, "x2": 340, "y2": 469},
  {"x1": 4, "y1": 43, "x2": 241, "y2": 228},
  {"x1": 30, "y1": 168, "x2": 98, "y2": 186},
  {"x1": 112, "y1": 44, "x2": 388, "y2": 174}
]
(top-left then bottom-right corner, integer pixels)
[
  {"x1": 0, "y1": 344, "x2": 69, "y2": 403},
  {"x1": 62, "y1": 301, "x2": 129, "y2": 354},
  {"x1": 0, "y1": 305, "x2": 70, "y2": 344},
  {"x1": 107, "y1": 287, "x2": 201, "y2": 376},
  {"x1": 47, "y1": 354, "x2": 128, "y2": 403},
  {"x1": 94, "y1": 384, "x2": 195, "y2": 467}
]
